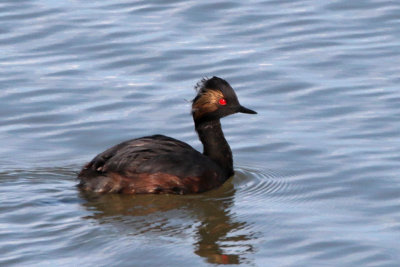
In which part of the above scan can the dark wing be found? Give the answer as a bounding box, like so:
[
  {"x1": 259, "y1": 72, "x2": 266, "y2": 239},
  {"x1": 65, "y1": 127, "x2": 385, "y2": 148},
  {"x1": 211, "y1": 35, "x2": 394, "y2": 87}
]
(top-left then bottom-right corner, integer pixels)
[
  {"x1": 79, "y1": 134, "x2": 227, "y2": 194},
  {"x1": 83, "y1": 134, "x2": 216, "y2": 177}
]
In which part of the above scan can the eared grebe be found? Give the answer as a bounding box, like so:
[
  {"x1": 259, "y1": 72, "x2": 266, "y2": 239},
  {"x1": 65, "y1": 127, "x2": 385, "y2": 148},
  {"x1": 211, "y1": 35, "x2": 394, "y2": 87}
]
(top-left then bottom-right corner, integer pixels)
[{"x1": 78, "y1": 76, "x2": 257, "y2": 194}]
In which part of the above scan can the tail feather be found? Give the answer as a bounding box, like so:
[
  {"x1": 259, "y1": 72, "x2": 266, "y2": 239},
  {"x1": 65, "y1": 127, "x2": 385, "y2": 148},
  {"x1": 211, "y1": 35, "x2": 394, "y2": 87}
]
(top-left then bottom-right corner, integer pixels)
[{"x1": 78, "y1": 168, "x2": 123, "y2": 193}]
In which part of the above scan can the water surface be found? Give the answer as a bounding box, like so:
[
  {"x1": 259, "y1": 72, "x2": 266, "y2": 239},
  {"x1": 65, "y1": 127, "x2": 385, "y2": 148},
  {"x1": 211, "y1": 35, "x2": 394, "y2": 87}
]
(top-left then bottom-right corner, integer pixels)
[{"x1": 1, "y1": 0, "x2": 400, "y2": 266}]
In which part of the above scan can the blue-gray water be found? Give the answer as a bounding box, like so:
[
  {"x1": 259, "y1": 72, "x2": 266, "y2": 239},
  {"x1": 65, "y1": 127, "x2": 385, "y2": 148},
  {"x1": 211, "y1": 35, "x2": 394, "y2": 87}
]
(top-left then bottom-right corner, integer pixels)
[{"x1": 1, "y1": 0, "x2": 399, "y2": 266}]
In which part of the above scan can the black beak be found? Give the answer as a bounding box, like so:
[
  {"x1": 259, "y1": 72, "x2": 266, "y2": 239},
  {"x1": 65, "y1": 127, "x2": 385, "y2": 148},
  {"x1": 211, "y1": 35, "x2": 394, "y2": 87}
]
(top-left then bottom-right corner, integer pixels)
[{"x1": 238, "y1": 105, "x2": 257, "y2": 114}]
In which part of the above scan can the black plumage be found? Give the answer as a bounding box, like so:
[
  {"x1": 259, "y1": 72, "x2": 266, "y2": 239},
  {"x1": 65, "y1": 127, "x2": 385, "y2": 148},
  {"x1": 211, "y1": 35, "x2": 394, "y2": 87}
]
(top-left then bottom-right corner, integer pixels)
[{"x1": 78, "y1": 77, "x2": 256, "y2": 194}]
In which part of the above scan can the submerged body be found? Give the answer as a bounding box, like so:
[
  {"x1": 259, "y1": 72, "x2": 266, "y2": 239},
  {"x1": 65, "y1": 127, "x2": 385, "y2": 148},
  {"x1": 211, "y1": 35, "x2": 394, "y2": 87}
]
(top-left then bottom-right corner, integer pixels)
[
  {"x1": 78, "y1": 134, "x2": 227, "y2": 194},
  {"x1": 78, "y1": 77, "x2": 256, "y2": 194}
]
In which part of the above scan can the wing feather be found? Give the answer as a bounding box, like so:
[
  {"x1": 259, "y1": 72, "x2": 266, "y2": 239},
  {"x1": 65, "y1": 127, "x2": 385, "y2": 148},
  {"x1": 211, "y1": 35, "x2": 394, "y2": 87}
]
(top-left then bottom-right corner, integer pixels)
[{"x1": 84, "y1": 135, "x2": 210, "y2": 176}]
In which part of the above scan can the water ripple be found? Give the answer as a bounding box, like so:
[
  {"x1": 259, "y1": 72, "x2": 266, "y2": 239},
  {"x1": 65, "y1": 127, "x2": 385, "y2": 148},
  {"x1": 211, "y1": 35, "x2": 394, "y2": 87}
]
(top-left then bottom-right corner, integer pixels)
[{"x1": 234, "y1": 167, "x2": 290, "y2": 202}]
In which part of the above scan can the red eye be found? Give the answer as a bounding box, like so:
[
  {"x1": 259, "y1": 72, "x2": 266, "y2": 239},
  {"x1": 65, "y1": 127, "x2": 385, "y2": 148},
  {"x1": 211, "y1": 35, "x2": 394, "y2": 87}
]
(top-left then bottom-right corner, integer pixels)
[{"x1": 219, "y1": 98, "x2": 227, "y2": 105}]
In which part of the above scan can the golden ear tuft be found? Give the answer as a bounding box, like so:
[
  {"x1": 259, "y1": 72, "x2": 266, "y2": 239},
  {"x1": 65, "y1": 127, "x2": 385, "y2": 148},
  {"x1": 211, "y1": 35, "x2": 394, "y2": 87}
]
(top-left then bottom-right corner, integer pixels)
[{"x1": 192, "y1": 90, "x2": 224, "y2": 119}]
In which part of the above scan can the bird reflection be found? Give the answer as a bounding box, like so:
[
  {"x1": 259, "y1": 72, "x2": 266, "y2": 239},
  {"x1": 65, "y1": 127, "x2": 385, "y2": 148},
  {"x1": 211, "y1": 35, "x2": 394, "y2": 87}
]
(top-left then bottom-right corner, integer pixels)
[{"x1": 78, "y1": 179, "x2": 256, "y2": 265}]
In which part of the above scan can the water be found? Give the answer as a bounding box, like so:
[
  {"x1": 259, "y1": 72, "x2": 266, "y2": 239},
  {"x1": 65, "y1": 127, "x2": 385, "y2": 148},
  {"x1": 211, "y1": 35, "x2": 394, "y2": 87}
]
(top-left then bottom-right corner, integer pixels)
[{"x1": 1, "y1": 0, "x2": 399, "y2": 266}]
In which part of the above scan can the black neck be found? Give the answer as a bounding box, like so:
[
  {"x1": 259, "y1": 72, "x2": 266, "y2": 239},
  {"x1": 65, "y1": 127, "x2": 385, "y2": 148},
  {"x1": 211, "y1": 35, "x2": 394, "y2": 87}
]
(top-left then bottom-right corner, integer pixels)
[{"x1": 194, "y1": 119, "x2": 233, "y2": 177}]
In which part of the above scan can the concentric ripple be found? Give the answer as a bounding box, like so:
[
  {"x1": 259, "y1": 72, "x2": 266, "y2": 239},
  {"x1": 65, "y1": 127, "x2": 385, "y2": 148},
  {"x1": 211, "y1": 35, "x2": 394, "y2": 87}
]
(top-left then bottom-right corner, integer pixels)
[{"x1": 233, "y1": 167, "x2": 291, "y2": 202}]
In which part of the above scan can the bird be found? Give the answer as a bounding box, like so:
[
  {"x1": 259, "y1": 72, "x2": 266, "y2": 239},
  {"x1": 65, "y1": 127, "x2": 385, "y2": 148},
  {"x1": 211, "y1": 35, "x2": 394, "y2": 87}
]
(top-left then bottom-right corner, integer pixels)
[{"x1": 77, "y1": 76, "x2": 257, "y2": 194}]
